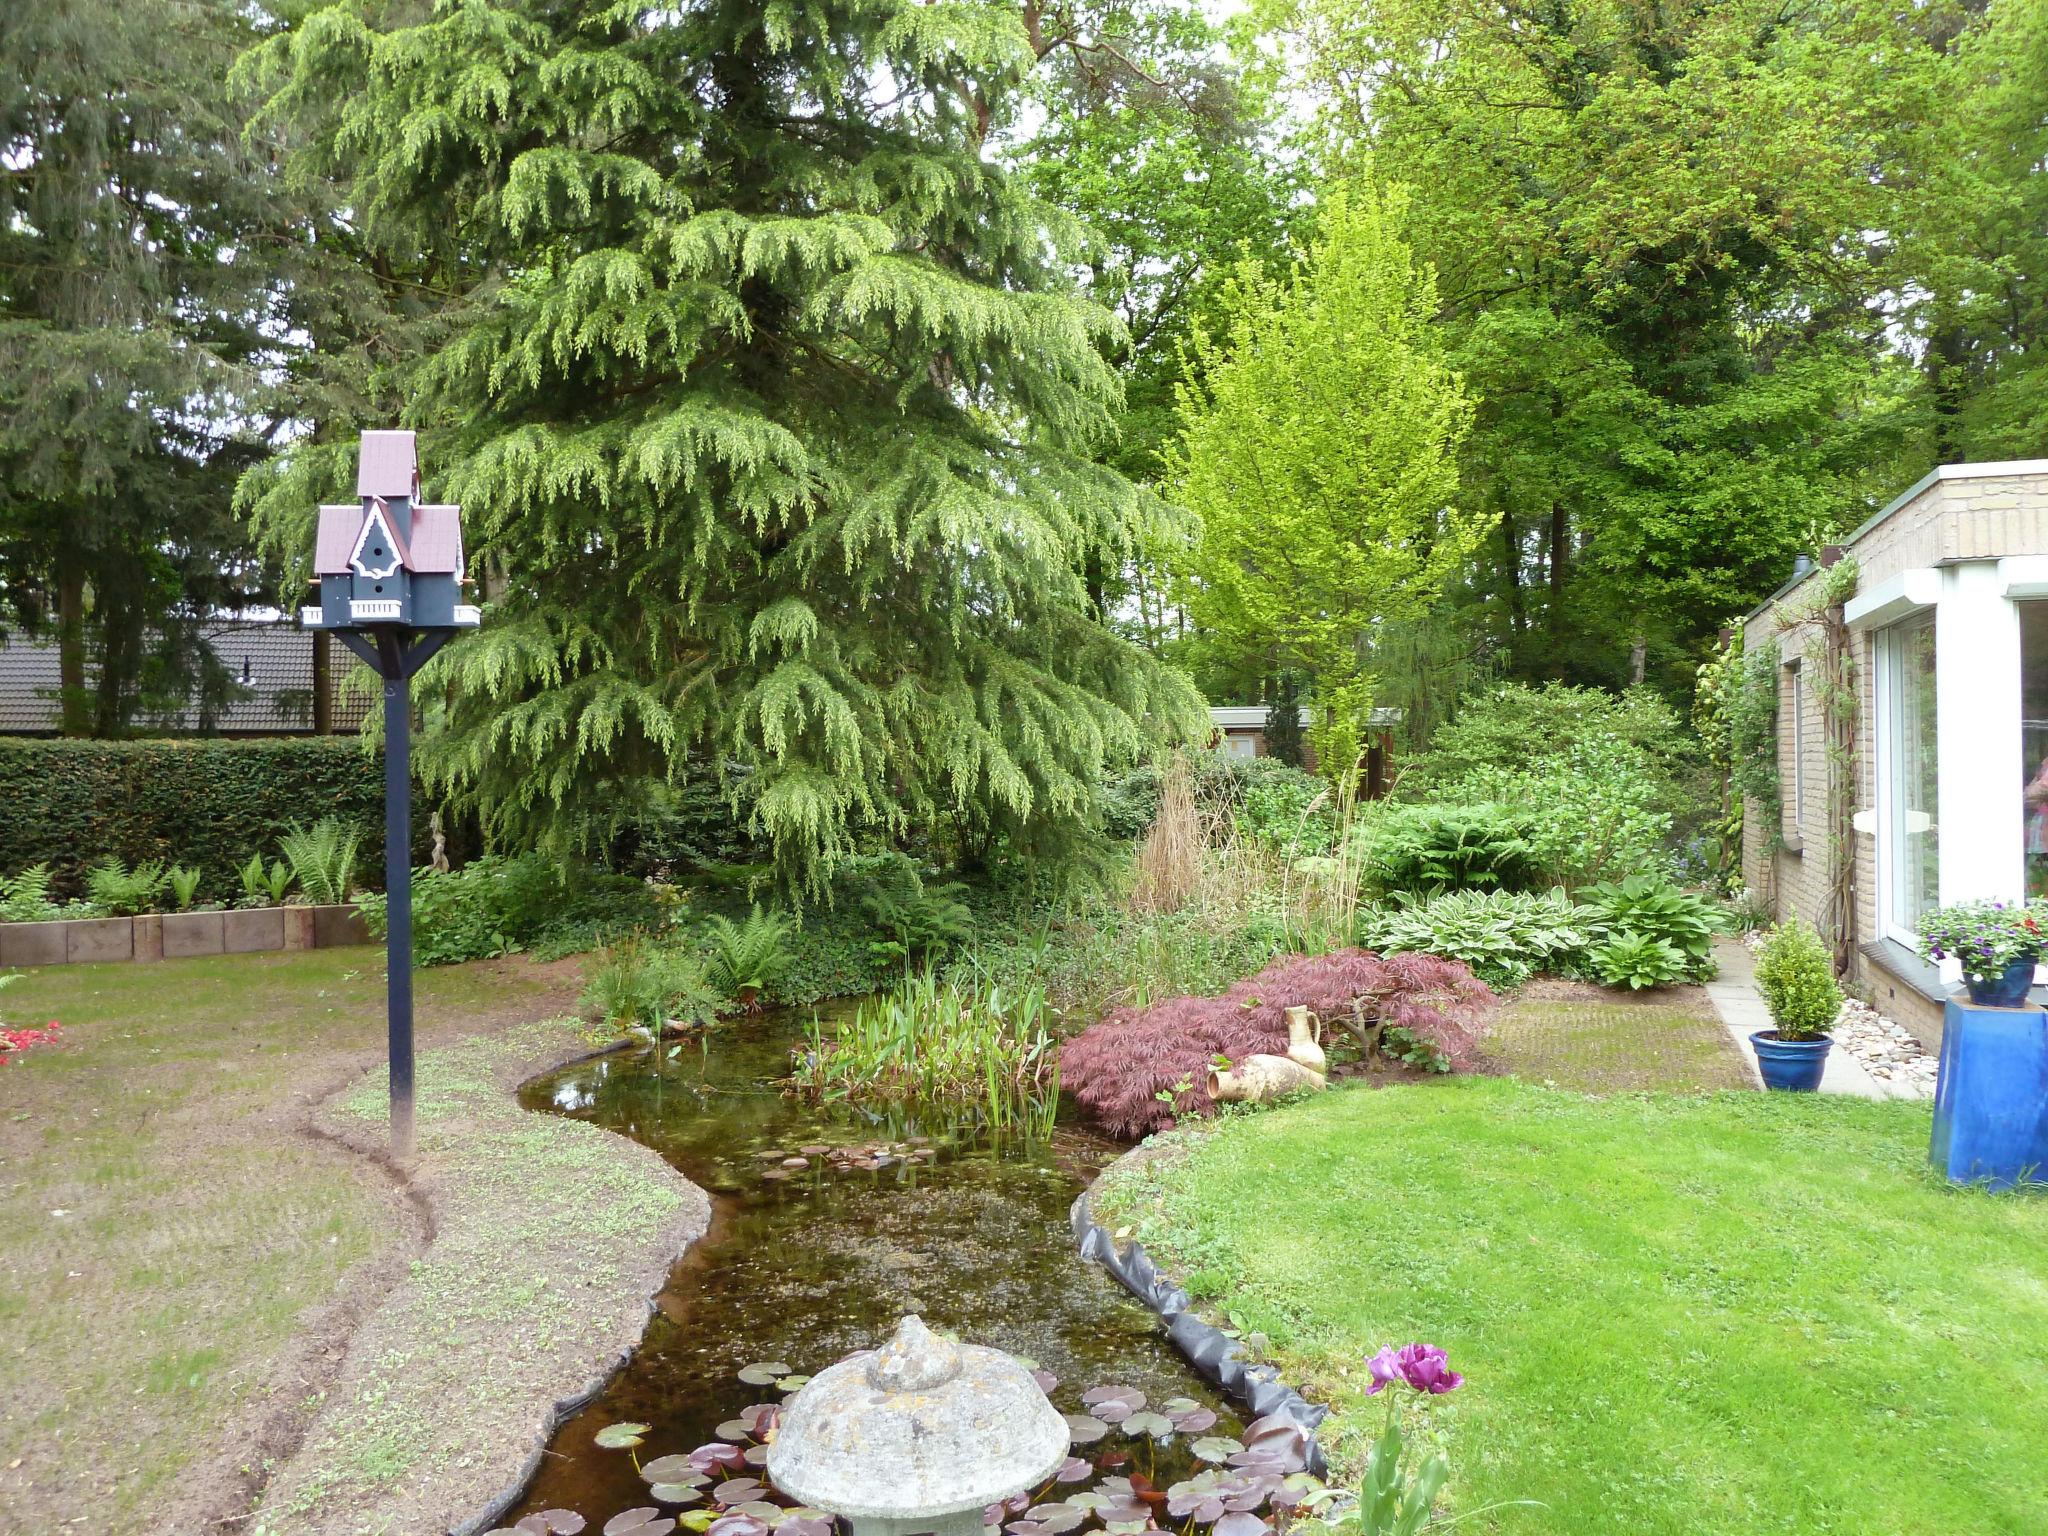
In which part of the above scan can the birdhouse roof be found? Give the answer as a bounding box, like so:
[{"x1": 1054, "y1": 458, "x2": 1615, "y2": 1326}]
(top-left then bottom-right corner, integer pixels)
[
  {"x1": 312, "y1": 503, "x2": 464, "y2": 577},
  {"x1": 356, "y1": 431, "x2": 420, "y2": 499},
  {"x1": 408, "y1": 506, "x2": 464, "y2": 574}
]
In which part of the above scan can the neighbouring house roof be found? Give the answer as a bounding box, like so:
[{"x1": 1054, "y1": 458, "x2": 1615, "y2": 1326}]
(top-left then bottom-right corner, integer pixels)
[
  {"x1": 1744, "y1": 459, "x2": 2048, "y2": 623},
  {"x1": 314, "y1": 501, "x2": 464, "y2": 577},
  {"x1": 356, "y1": 430, "x2": 420, "y2": 499},
  {"x1": 0, "y1": 623, "x2": 373, "y2": 735},
  {"x1": 1209, "y1": 705, "x2": 1402, "y2": 730}
]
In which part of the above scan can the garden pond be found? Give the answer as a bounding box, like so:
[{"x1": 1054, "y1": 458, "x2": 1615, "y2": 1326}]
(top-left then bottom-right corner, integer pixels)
[{"x1": 505, "y1": 1009, "x2": 1323, "y2": 1535}]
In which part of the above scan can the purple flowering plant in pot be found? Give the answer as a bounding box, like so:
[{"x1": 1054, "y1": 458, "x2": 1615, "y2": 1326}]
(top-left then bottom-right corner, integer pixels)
[
  {"x1": 1349, "y1": 1344, "x2": 1537, "y2": 1534},
  {"x1": 1919, "y1": 899, "x2": 2045, "y2": 1008}
]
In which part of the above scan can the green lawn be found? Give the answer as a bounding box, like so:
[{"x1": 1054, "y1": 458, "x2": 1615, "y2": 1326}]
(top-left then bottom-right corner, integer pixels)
[{"x1": 1102, "y1": 1079, "x2": 2048, "y2": 1536}]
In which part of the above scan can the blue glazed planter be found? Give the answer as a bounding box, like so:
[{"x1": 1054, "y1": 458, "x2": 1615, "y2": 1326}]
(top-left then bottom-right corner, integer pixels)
[
  {"x1": 1749, "y1": 1030, "x2": 1832, "y2": 1092},
  {"x1": 1964, "y1": 955, "x2": 2039, "y2": 1009},
  {"x1": 1932, "y1": 999, "x2": 2048, "y2": 1190}
]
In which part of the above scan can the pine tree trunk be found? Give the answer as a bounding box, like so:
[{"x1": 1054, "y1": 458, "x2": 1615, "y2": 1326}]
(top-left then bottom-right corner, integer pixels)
[{"x1": 55, "y1": 553, "x2": 90, "y2": 737}]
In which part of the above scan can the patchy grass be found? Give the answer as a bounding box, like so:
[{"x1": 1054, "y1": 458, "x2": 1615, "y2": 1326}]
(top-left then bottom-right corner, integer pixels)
[
  {"x1": 253, "y1": 1020, "x2": 707, "y2": 1536},
  {"x1": 0, "y1": 948, "x2": 578, "y2": 1528},
  {"x1": 1483, "y1": 984, "x2": 1752, "y2": 1093},
  {"x1": 1101, "y1": 1078, "x2": 2048, "y2": 1536}
]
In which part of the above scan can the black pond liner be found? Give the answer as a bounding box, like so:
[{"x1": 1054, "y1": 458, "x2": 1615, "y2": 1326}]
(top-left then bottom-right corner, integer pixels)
[{"x1": 1071, "y1": 1189, "x2": 1329, "y2": 1478}]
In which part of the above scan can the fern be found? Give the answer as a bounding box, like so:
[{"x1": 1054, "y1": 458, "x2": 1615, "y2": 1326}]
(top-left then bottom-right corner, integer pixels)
[
  {"x1": 168, "y1": 866, "x2": 203, "y2": 911},
  {"x1": 279, "y1": 818, "x2": 362, "y2": 905},
  {"x1": 85, "y1": 857, "x2": 169, "y2": 917},
  {"x1": 0, "y1": 865, "x2": 64, "y2": 924},
  {"x1": 702, "y1": 904, "x2": 795, "y2": 1004}
]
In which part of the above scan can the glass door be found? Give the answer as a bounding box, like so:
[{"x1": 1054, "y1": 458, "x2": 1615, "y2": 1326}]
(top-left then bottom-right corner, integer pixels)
[{"x1": 1882, "y1": 614, "x2": 1938, "y2": 943}]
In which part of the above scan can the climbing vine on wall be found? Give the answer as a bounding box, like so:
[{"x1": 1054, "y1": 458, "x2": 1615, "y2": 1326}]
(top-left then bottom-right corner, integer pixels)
[
  {"x1": 1777, "y1": 559, "x2": 1861, "y2": 970},
  {"x1": 1698, "y1": 630, "x2": 1782, "y2": 893}
]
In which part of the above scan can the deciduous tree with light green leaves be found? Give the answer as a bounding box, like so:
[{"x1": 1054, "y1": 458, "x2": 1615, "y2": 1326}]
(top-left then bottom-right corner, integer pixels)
[
  {"x1": 238, "y1": 0, "x2": 1205, "y2": 891},
  {"x1": 1167, "y1": 181, "x2": 1487, "y2": 787}
]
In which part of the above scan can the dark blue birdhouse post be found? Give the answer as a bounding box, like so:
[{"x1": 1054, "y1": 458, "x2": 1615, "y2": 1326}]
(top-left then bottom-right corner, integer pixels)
[{"x1": 302, "y1": 430, "x2": 479, "y2": 1161}]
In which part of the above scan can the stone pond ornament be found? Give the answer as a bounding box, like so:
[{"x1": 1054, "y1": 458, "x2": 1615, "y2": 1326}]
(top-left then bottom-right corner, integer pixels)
[
  {"x1": 1208, "y1": 1005, "x2": 1329, "y2": 1106},
  {"x1": 300, "y1": 429, "x2": 479, "y2": 1161},
  {"x1": 766, "y1": 1315, "x2": 1069, "y2": 1536}
]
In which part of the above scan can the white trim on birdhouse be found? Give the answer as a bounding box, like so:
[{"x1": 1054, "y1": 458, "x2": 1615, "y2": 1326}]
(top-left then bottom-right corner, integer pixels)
[
  {"x1": 349, "y1": 599, "x2": 402, "y2": 621},
  {"x1": 349, "y1": 501, "x2": 405, "y2": 581},
  {"x1": 452, "y1": 605, "x2": 482, "y2": 626},
  {"x1": 299, "y1": 606, "x2": 325, "y2": 628}
]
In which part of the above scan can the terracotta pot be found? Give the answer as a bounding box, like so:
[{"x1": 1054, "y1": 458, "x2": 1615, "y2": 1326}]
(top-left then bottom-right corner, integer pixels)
[
  {"x1": 1284, "y1": 1005, "x2": 1327, "y2": 1075},
  {"x1": 1208, "y1": 1053, "x2": 1326, "y2": 1105}
]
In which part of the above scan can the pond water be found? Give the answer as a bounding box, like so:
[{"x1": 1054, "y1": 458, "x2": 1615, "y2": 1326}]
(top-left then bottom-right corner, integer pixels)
[{"x1": 507, "y1": 1011, "x2": 1259, "y2": 1532}]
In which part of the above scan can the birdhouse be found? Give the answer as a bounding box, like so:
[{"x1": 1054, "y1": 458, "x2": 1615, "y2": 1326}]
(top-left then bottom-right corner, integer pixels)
[{"x1": 301, "y1": 430, "x2": 479, "y2": 632}]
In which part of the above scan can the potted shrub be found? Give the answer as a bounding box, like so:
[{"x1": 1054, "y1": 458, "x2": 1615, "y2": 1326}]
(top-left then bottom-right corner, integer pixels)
[
  {"x1": 1750, "y1": 918, "x2": 1842, "y2": 1091},
  {"x1": 1918, "y1": 899, "x2": 2044, "y2": 1008}
]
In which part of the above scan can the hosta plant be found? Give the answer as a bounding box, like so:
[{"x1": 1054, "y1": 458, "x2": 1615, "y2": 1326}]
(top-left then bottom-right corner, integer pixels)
[
  {"x1": 1586, "y1": 930, "x2": 1690, "y2": 991},
  {"x1": 1358, "y1": 889, "x2": 1590, "y2": 991},
  {"x1": 1580, "y1": 872, "x2": 1720, "y2": 980}
]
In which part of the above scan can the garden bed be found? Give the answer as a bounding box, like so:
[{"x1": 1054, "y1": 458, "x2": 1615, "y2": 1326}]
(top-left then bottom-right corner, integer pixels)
[{"x1": 0, "y1": 902, "x2": 369, "y2": 966}]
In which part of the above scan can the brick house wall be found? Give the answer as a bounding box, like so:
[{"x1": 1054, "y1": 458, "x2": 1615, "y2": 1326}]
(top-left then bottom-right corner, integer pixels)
[{"x1": 1741, "y1": 463, "x2": 2048, "y2": 1049}]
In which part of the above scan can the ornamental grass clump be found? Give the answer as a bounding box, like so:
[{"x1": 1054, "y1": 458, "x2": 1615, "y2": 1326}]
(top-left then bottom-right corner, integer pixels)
[
  {"x1": 1061, "y1": 948, "x2": 1496, "y2": 1138},
  {"x1": 1918, "y1": 899, "x2": 2046, "y2": 982},
  {"x1": 1754, "y1": 918, "x2": 1842, "y2": 1040}
]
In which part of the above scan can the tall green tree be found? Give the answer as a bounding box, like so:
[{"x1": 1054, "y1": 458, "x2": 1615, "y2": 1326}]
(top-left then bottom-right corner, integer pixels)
[
  {"x1": 242, "y1": 0, "x2": 1204, "y2": 887},
  {"x1": 0, "y1": 0, "x2": 282, "y2": 734},
  {"x1": 1168, "y1": 181, "x2": 1485, "y2": 782},
  {"x1": 1268, "y1": 0, "x2": 1938, "y2": 693}
]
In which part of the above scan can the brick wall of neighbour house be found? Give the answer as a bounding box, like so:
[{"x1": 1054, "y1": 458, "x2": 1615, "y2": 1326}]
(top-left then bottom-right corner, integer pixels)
[{"x1": 1739, "y1": 470, "x2": 2048, "y2": 1049}]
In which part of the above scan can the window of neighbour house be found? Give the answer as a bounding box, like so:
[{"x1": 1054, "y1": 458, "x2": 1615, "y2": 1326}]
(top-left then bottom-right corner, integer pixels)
[
  {"x1": 2022, "y1": 603, "x2": 2048, "y2": 899},
  {"x1": 1879, "y1": 613, "x2": 1938, "y2": 943},
  {"x1": 1787, "y1": 661, "x2": 1805, "y2": 834}
]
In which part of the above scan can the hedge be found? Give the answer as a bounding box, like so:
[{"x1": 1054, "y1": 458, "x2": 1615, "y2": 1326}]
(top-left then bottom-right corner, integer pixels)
[{"x1": 0, "y1": 738, "x2": 419, "y2": 901}]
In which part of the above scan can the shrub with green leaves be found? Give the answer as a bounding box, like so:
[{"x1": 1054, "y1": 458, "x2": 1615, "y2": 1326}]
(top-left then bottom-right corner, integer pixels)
[
  {"x1": 1754, "y1": 919, "x2": 1843, "y2": 1039},
  {"x1": 239, "y1": 853, "x2": 293, "y2": 908},
  {"x1": 1235, "y1": 770, "x2": 1334, "y2": 858},
  {"x1": 842, "y1": 853, "x2": 974, "y2": 965},
  {"x1": 581, "y1": 939, "x2": 720, "y2": 1034},
  {"x1": 1358, "y1": 889, "x2": 1589, "y2": 990},
  {"x1": 1434, "y1": 733, "x2": 1674, "y2": 891},
  {"x1": 1354, "y1": 803, "x2": 1540, "y2": 897},
  {"x1": 1585, "y1": 929, "x2": 1691, "y2": 990},
  {"x1": 0, "y1": 865, "x2": 65, "y2": 924},
  {"x1": 167, "y1": 866, "x2": 203, "y2": 910},
  {"x1": 85, "y1": 857, "x2": 169, "y2": 917},
  {"x1": 358, "y1": 853, "x2": 660, "y2": 967},
  {"x1": 1579, "y1": 873, "x2": 1721, "y2": 981}
]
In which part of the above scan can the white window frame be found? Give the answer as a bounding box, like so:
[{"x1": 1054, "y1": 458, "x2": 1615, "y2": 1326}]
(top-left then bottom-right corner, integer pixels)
[{"x1": 1874, "y1": 613, "x2": 1937, "y2": 947}]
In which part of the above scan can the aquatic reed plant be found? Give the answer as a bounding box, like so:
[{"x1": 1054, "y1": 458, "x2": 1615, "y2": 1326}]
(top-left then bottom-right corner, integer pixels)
[{"x1": 792, "y1": 971, "x2": 1060, "y2": 1132}]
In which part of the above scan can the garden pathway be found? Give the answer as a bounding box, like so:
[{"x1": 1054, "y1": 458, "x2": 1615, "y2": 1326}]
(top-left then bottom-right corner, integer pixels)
[{"x1": 1703, "y1": 939, "x2": 1909, "y2": 1100}]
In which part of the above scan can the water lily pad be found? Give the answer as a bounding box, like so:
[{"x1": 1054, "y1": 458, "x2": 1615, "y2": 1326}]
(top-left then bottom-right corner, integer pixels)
[
  {"x1": 711, "y1": 1477, "x2": 764, "y2": 1505},
  {"x1": 594, "y1": 1422, "x2": 651, "y2": 1450},
  {"x1": 602, "y1": 1510, "x2": 671, "y2": 1536},
  {"x1": 1009, "y1": 1502, "x2": 1083, "y2": 1535},
  {"x1": 1121, "y1": 1410, "x2": 1174, "y2": 1439},
  {"x1": 688, "y1": 1442, "x2": 748, "y2": 1474},
  {"x1": 1165, "y1": 1402, "x2": 1217, "y2": 1434},
  {"x1": 641, "y1": 1457, "x2": 707, "y2": 1485},
  {"x1": 1191, "y1": 1436, "x2": 1243, "y2": 1464},
  {"x1": 1214, "y1": 1515, "x2": 1269, "y2": 1536},
  {"x1": 1080, "y1": 1385, "x2": 1145, "y2": 1425},
  {"x1": 1238, "y1": 1414, "x2": 1307, "y2": 1472},
  {"x1": 649, "y1": 1484, "x2": 705, "y2": 1506},
  {"x1": 1062, "y1": 1413, "x2": 1108, "y2": 1445},
  {"x1": 1030, "y1": 1368, "x2": 1058, "y2": 1395},
  {"x1": 678, "y1": 1514, "x2": 719, "y2": 1534},
  {"x1": 1052, "y1": 1457, "x2": 1091, "y2": 1483},
  {"x1": 519, "y1": 1515, "x2": 588, "y2": 1536},
  {"x1": 706, "y1": 1516, "x2": 769, "y2": 1536},
  {"x1": 774, "y1": 1374, "x2": 810, "y2": 1393},
  {"x1": 740, "y1": 1445, "x2": 770, "y2": 1468},
  {"x1": 737, "y1": 1362, "x2": 793, "y2": 1386},
  {"x1": 774, "y1": 1519, "x2": 832, "y2": 1536}
]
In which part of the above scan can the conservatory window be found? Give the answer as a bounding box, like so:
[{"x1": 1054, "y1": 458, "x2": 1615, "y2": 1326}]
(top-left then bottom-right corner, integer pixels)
[{"x1": 1880, "y1": 613, "x2": 1938, "y2": 943}]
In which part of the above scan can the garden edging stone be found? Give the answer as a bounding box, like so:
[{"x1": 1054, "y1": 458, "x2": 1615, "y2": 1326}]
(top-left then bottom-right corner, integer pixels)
[
  {"x1": 0, "y1": 903, "x2": 369, "y2": 967},
  {"x1": 1073, "y1": 1140, "x2": 1329, "y2": 1476}
]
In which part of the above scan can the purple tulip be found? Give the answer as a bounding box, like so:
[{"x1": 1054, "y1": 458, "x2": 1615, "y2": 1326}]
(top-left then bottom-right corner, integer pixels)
[
  {"x1": 1364, "y1": 1346, "x2": 1403, "y2": 1395},
  {"x1": 1365, "y1": 1342, "x2": 1464, "y2": 1395}
]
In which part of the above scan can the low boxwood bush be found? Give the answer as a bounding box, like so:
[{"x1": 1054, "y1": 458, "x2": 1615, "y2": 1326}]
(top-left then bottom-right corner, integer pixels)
[
  {"x1": 1755, "y1": 918, "x2": 1843, "y2": 1038},
  {"x1": 1358, "y1": 889, "x2": 1590, "y2": 991}
]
